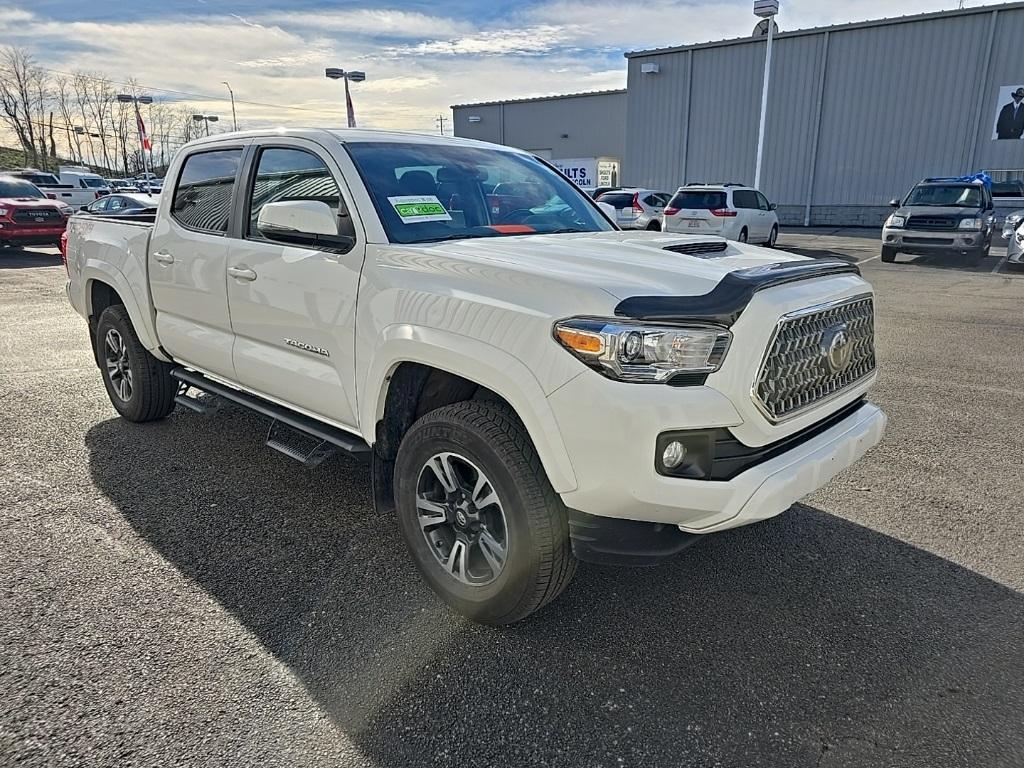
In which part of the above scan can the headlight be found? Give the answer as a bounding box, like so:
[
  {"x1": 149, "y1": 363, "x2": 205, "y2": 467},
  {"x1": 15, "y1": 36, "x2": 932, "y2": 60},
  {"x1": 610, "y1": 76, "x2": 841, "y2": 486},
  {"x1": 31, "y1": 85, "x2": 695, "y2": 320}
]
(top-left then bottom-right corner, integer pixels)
[
  {"x1": 887, "y1": 215, "x2": 905, "y2": 228},
  {"x1": 958, "y1": 218, "x2": 982, "y2": 230},
  {"x1": 553, "y1": 318, "x2": 731, "y2": 383},
  {"x1": 0, "y1": 207, "x2": 7, "y2": 217}
]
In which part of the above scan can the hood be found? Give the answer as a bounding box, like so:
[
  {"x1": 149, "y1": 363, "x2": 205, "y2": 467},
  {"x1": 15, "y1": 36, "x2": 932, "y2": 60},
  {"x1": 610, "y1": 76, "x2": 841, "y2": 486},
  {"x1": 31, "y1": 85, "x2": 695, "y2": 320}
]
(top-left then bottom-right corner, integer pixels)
[
  {"x1": 0, "y1": 196, "x2": 65, "y2": 209},
  {"x1": 897, "y1": 205, "x2": 981, "y2": 219},
  {"x1": 412, "y1": 230, "x2": 809, "y2": 300}
]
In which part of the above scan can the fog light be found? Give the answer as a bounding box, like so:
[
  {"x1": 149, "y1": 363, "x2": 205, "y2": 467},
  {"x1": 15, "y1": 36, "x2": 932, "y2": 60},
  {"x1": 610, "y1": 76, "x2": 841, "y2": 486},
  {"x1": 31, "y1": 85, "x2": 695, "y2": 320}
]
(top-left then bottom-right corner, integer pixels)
[{"x1": 662, "y1": 441, "x2": 687, "y2": 469}]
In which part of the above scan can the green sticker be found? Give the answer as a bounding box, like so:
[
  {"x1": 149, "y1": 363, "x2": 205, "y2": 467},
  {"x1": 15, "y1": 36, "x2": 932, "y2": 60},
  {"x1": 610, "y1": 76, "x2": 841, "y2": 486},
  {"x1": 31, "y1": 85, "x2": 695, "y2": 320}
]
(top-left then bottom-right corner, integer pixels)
[
  {"x1": 394, "y1": 201, "x2": 446, "y2": 217},
  {"x1": 387, "y1": 194, "x2": 452, "y2": 223}
]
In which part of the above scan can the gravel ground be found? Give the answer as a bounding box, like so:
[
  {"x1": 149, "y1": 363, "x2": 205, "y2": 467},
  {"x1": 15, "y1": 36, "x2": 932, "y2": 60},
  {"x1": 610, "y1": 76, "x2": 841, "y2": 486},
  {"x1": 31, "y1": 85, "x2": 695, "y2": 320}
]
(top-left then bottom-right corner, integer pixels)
[{"x1": 1, "y1": 236, "x2": 1022, "y2": 768}]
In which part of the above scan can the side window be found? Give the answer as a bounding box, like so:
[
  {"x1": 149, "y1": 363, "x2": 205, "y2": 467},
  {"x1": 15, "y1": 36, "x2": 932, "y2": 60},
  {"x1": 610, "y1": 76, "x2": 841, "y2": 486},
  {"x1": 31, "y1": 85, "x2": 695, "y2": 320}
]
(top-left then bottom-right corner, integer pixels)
[
  {"x1": 89, "y1": 197, "x2": 110, "y2": 213},
  {"x1": 733, "y1": 190, "x2": 755, "y2": 209},
  {"x1": 247, "y1": 147, "x2": 348, "y2": 238},
  {"x1": 171, "y1": 148, "x2": 242, "y2": 234},
  {"x1": 756, "y1": 192, "x2": 770, "y2": 211},
  {"x1": 107, "y1": 197, "x2": 125, "y2": 211}
]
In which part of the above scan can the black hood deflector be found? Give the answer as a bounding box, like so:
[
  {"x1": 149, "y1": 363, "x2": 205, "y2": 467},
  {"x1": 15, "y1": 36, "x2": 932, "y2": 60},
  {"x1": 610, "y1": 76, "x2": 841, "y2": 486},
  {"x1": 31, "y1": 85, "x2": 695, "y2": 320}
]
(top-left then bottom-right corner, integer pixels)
[{"x1": 613, "y1": 258, "x2": 861, "y2": 327}]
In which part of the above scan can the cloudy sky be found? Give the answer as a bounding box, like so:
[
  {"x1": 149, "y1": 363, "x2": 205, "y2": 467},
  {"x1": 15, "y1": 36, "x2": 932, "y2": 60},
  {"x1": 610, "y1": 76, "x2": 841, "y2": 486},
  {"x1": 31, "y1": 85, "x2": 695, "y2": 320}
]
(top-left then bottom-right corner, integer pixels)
[{"x1": 2, "y1": 0, "x2": 985, "y2": 135}]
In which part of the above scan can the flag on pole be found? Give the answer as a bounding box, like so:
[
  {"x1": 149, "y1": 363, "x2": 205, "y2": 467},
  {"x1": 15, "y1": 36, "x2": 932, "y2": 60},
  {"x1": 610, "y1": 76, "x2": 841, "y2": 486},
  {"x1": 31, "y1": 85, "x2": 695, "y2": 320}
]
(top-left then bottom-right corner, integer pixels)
[{"x1": 136, "y1": 107, "x2": 152, "y2": 150}]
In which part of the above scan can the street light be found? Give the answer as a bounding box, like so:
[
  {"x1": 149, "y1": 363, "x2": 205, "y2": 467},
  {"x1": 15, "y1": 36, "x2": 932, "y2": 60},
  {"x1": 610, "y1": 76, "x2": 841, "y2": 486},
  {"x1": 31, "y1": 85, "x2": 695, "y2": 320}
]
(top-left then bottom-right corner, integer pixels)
[
  {"x1": 117, "y1": 93, "x2": 154, "y2": 178},
  {"x1": 752, "y1": 0, "x2": 779, "y2": 191},
  {"x1": 325, "y1": 68, "x2": 366, "y2": 128},
  {"x1": 222, "y1": 81, "x2": 238, "y2": 131},
  {"x1": 192, "y1": 114, "x2": 219, "y2": 137}
]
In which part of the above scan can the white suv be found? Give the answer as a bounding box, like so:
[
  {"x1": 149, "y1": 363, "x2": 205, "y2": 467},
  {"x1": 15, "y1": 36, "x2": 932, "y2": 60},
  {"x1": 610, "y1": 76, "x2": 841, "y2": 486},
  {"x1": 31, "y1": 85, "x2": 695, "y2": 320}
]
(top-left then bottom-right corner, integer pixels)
[{"x1": 663, "y1": 183, "x2": 779, "y2": 246}]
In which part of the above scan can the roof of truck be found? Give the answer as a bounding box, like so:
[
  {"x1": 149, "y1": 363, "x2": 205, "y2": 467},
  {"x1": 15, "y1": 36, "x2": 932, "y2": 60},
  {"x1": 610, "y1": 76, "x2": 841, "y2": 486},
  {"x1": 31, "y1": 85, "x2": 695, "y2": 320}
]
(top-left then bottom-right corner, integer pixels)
[{"x1": 183, "y1": 127, "x2": 519, "y2": 152}]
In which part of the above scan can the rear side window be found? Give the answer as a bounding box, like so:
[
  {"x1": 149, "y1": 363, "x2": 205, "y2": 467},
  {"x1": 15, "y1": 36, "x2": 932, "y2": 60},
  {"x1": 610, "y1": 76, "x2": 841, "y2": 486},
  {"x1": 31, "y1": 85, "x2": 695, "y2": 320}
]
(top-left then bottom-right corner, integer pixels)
[
  {"x1": 171, "y1": 149, "x2": 242, "y2": 233},
  {"x1": 597, "y1": 192, "x2": 634, "y2": 208},
  {"x1": 668, "y1": 190, "x2": 726, "y2": 209},
  {"x1": 733, "y1": 190, "x2": 758, "y2": 209}
]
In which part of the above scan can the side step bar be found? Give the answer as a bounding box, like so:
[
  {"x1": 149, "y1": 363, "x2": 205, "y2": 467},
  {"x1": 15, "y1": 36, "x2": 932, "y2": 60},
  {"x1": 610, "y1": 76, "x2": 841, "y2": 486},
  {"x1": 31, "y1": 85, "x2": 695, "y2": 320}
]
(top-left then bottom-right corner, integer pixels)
[{"x1": 170, "y1": 367, "x2": 371, "y2": 464}]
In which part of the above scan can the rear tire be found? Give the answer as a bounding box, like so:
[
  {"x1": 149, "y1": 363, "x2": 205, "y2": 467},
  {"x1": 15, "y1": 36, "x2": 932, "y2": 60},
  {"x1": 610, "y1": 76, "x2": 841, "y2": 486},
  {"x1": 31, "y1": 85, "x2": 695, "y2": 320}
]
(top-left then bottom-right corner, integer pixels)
[
  {"x1": 646, "y1": 220, "x2": 661, "y2": 231},
  {"x1": 94, "y1": 305, "x2": 176, "y2": 423},
  {"x1": 394, "y1": 401, "x2": 576, "y2": 625},
  {"x1": 881, "y1": 246, "x2": 897, "y2": 263},
  {"x1": 738, "y1": 227, "x2": 748, "y2": 243}
]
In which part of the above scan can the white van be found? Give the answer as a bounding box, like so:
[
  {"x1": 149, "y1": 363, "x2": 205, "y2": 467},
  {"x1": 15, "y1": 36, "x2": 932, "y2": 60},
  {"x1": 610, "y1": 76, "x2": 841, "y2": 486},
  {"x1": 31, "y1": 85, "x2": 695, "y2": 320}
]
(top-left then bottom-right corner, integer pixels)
[{"x1": 58, "y1": 166, "x2": 111, "y2": 199}]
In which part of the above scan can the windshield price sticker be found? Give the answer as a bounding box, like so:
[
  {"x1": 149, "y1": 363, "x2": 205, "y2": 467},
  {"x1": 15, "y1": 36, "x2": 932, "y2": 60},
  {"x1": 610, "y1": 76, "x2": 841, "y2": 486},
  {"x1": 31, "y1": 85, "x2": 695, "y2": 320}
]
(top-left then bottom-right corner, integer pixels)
[{"x1": 388, "y1": 195, "x2": 452, "y2": 223}]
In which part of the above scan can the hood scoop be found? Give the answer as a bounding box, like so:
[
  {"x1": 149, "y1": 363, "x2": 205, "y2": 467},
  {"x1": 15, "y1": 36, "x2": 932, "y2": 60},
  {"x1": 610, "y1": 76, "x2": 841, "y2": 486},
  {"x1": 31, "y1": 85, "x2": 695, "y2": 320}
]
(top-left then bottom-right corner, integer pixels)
[{"x1": 663, "y1": 241, "x2": 728, "y2": 257}]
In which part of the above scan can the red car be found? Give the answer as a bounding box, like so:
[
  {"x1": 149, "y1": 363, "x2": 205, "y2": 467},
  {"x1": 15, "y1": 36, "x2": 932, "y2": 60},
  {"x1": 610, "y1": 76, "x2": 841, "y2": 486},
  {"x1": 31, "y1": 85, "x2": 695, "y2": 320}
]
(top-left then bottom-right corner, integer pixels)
[{"x1": 0, "y1": 175, "x2": 73, "y2": 249}]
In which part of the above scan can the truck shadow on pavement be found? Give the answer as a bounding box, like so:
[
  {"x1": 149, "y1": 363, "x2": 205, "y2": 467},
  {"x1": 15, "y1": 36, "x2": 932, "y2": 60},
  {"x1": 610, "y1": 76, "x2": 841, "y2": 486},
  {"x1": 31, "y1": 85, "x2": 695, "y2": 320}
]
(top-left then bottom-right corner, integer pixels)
[
  {"x1": 0, "y1": 247, "x2": 62, "y2": 269},
  {"x1": 85, "y1": 407, "x2": 1024, "y2": 768}
]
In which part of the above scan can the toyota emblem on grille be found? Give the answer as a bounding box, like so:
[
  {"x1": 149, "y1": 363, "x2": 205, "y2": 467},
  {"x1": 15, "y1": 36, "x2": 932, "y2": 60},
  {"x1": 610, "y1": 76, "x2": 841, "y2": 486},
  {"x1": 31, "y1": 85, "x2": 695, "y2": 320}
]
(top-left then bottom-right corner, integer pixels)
[{"x1": 821, "y1": 323, "x2": 853, "y2": 373}]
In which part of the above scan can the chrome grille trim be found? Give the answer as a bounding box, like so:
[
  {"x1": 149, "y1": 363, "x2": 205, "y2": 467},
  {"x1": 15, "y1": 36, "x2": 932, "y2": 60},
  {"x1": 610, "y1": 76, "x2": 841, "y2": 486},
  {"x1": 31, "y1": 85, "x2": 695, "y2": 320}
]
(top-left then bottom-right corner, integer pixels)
[{"x1": 752, "y1": 294, "x2": 876, "y2": 423}]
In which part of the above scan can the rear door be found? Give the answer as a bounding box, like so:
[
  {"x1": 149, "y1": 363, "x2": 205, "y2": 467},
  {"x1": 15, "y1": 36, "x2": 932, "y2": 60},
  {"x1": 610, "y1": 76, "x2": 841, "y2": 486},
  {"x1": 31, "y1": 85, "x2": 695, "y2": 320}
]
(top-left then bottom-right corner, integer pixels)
[
  {"x1": 597, "y1": 192, "x2": 637, "y2": 229},
  {"x1": 148, "y1": 143, "x2": 248, "y2": 379},
  {"x1": 224, "y1": 139, "x2": 365, "y2": 429}
]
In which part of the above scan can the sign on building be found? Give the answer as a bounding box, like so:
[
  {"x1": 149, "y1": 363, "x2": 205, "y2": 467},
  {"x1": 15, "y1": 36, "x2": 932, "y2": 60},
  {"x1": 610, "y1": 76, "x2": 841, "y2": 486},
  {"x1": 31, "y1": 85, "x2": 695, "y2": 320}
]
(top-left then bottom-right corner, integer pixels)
[{"x1": 553, "y1": 158, "x2": 598, "y2": 187}]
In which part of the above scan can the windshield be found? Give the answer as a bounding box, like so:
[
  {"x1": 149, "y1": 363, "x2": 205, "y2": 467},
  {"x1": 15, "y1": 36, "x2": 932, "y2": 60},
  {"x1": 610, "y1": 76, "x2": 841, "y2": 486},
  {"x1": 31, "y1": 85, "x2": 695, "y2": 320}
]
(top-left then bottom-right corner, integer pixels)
[
  {"x1": 80, "y1": 177, "x2": 109, "y2": 188},
  {"x1": 345, "y1": 142, "x2": 613, "y2": 244},
  {"x1": 18, "y1": 173, "x2": 59, "y2": 186},
  {"x1": 905, "y1": 184, "x2": 983, "y2": 207},
  {"x1": 0, "y1": 180, "x2": 44, "y2": 198}
]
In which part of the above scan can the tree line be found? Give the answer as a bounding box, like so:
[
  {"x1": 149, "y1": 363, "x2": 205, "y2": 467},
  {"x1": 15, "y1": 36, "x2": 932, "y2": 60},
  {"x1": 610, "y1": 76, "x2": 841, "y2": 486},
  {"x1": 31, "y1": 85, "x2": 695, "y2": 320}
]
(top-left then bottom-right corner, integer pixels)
[{"x1": 0, "y1": 46, "x2": 229, "y2": 177}]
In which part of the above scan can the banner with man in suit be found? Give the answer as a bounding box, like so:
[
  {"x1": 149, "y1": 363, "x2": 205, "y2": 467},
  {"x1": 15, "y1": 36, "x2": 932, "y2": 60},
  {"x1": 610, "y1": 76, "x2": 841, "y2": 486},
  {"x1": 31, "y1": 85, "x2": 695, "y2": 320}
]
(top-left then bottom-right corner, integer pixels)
[{"x1": 994, "y1": 85, "x2": 1024, "y2": 140}]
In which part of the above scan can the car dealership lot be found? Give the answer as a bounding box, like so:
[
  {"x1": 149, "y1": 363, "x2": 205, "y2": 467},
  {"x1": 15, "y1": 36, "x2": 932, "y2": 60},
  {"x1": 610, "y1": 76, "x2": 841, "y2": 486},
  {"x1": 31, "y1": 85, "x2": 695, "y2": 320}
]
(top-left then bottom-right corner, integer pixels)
[{"x1": 1, "y1": 239, "x2": 1022, "y2": 767}]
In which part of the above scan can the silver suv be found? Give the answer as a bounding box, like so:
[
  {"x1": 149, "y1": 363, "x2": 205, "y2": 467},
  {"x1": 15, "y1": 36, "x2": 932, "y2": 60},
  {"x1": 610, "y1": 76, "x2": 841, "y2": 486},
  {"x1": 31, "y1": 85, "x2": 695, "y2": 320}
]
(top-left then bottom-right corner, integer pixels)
[
  {"x1": 595, "y1": 188, "x2": 672, "y2": 231},
  {"x1": 882, "y1": 179, "x2": 994, "y2": 265}
]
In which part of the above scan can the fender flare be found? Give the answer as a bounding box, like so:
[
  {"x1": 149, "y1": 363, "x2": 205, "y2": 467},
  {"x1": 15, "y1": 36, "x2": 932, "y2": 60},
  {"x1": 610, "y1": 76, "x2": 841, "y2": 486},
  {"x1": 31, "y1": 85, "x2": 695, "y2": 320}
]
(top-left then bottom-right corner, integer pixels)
[
  {"x1": 362, "y1": 324, "x2": 578, "y2": 494},
  {"x1": 81, "y1": 260, "x2": 169, "y2": 361}
]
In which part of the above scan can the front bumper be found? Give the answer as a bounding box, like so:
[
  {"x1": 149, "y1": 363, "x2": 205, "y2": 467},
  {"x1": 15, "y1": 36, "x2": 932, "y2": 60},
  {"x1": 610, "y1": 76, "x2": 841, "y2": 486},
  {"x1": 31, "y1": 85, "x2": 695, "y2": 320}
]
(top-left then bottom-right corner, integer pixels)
[
  {"x1": 882, "y1": 227, "x2": 983, "y2": 254},
  {"x1": 0, "y1": 224, "x2": 66, "y2": 246},
  {"x1": 550, "y1": 370, "x2": 886, "y2": 534}
]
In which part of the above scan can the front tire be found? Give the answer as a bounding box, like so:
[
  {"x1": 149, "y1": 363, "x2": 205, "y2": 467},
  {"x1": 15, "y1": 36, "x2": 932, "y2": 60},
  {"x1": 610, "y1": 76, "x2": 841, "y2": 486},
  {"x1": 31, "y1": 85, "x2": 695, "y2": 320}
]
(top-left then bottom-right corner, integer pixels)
[
  {"x1": 95, "y1": 305, "x2": 176, "y2": 422},
  {"x1": 881, "y1": 245, "x2": 897, "y2": 263},
  {"x1": 764, "y1": 225, "x2": 778, "y2": 247},
  {"x1": 394, "y1": 401, "x2": 576, "y2": 625}
]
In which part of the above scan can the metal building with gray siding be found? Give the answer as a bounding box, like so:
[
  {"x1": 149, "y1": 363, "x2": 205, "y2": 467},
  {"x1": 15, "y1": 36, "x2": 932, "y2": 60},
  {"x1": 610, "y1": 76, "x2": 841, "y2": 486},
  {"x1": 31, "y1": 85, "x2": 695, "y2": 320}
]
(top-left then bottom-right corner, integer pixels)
[
  {"x1": 625, "y1": 2, "x2": 1024, "y2": 226},
  {"x1": 452, "y1": 90, "x2": 627, "y2": 186}
]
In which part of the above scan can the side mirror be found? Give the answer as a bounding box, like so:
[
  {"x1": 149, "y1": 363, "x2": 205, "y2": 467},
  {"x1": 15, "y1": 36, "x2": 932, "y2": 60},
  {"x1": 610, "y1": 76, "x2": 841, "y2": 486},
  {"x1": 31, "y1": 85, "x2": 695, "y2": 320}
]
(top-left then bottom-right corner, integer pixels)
[
  {"x1": 79, "y1": 205, "x2": 89, "y2": 212},
  {"x1": 256, "y1": 200, "x2": 354, "y2": 251},
  {"x1": 769, "y1": 202, "x2": 777, "y2": 210},
  {"x1": 889, "y1": 198, "x2": 901, "y2": 208}
]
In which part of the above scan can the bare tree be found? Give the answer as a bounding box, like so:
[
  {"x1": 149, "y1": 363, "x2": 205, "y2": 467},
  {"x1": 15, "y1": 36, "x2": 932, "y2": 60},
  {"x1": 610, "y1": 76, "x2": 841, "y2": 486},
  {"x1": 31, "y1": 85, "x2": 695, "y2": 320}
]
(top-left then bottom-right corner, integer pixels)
[
  {"x1": 53, "y1": 75, "x2": 83, "y2": 163},
  {"x1": 0, "y1": 46, "x2": 49, "y2": 169}
]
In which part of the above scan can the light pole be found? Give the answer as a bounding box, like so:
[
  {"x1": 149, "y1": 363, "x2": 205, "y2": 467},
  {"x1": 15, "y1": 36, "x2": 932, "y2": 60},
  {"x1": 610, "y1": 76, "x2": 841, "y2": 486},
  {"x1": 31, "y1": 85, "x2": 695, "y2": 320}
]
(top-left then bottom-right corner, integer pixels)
[
  {"x1": 752, "y1": 0, "x2": 779, "y2": 191},
  {"x1": 192, "y1": 114, "x2": 219, "y2": 137},
  {"x1": 222, "y1": 81, "x2": 238, "y2": 131},
  {"x1": 117, "y1": 93, "x2": 154, "y2": 178},
  {"x1": 325, "y1": 68, "x2": 366, "y2": 128}
]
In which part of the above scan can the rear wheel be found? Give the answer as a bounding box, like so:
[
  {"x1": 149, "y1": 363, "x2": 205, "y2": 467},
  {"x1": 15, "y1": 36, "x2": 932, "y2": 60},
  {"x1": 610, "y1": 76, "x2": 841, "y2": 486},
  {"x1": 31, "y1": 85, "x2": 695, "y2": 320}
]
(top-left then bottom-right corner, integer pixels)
[
  {"x1": 738, "y1": 227, "x2": 748, "y2": 243},
  {"x1": 95, "y1": 305, "x2": 176, "y2": 422},
  {"x1": 394, "y1": 401, "x2": 576, "y2": 625},
  {"x1": 646, "y1": 220, "x2": 661, "y2": 231},
  {"x1": 881, "y1": 246, "x2": 897, "y2": 263}
]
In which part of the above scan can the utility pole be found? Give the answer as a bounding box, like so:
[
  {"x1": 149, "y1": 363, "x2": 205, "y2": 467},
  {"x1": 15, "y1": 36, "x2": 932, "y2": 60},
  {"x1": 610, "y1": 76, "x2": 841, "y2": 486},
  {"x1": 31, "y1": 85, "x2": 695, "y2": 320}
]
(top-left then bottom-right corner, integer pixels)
[
  {"x1": 753, "y1": 0, "x2": 779, "y2": 190},
  {"x1": 436, "y1": 114, "x2": 448, "y2": 136}
]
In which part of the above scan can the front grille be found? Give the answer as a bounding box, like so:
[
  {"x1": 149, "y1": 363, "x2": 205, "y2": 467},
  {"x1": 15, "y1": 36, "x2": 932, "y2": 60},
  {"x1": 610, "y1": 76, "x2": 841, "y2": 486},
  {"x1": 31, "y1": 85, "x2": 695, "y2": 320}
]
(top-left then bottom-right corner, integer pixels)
[
  {"x1": 753, "y1": 295, "x2": 876, "y2": 421},
  {"x1": 12, "y1": 209, "x2": 61, "y2": 224},
  {"x1": 906, "y1": 215, "x2": 957, "y2": 231},
  {"x1": 663, "y1": 241, "x2": 728, "y2": 257}
]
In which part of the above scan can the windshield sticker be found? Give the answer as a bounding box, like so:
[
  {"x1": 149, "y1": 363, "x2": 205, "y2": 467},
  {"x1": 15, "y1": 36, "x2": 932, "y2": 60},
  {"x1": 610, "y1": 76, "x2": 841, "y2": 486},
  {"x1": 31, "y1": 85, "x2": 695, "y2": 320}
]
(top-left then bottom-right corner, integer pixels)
[{"x1": 387, "y1": 195, "x2": 452, "y2": 223}]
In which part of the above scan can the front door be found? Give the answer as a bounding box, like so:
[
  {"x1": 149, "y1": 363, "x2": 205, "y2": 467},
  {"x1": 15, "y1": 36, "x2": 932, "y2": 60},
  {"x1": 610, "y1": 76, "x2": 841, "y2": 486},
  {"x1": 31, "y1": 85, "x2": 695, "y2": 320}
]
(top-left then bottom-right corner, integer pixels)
[
  {"x1": 149, "y1": 145, "x2": 247, "y2": 379},
  {"x1": 225, "y1": 140, "x2": 365, "y2": 429}
]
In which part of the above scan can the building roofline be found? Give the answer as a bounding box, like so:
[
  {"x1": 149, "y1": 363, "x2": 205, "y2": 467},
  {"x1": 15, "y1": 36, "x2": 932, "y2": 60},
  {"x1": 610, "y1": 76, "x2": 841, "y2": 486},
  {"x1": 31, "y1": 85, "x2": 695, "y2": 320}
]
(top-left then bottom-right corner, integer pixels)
[
  {"x1": 450, "y1": 88, "x2": 626, "y2": 110},
  {"x1": 624, "y1": 1, "x2": 1023, "y2": 58}
]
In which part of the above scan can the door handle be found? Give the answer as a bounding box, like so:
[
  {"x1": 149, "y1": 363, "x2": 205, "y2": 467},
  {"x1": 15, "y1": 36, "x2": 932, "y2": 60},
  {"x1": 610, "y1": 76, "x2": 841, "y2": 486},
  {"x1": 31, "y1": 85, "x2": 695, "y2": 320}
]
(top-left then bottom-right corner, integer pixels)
[
  {"x1": 154, "y1": 251, "x2": 174, "y2": 265},
  {"x1": 227, "y1": 265, "x2": 257, "y2": 281}
]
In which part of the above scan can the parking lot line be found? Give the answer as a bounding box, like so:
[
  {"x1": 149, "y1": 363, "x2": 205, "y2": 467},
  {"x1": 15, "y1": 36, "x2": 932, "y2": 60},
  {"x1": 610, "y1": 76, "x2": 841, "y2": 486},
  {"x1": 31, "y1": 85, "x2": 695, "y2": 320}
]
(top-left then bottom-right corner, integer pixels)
[
  {"x1": 858, "y1": 254, "x2": 881, "y2": 264},
  {"x1": 992, "y1": 252, "x2": 1010, "y2": 274}
]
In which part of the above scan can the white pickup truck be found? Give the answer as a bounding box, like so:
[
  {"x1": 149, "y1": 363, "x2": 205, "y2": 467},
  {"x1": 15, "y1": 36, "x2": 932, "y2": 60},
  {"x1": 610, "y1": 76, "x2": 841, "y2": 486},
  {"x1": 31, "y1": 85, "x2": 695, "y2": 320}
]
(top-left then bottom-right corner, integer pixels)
[{"x1": 65, "y1": 129, "x2": 886, "y2": 624}]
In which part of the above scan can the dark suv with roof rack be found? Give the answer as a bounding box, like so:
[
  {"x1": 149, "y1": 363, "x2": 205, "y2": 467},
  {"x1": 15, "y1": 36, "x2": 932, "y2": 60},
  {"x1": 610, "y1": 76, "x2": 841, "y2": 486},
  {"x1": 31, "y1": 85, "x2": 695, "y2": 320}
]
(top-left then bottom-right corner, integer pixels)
[{"x1": 881, "y1": 179, "x2": 995, "y2": 265}]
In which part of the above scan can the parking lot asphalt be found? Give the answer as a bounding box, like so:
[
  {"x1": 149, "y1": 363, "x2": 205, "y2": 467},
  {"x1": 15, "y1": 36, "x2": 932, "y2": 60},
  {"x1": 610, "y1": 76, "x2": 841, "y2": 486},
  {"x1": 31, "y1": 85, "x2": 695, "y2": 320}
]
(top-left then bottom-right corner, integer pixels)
[{"x1": 1, "y1": 233, "x2": 1022, "y2": 768}]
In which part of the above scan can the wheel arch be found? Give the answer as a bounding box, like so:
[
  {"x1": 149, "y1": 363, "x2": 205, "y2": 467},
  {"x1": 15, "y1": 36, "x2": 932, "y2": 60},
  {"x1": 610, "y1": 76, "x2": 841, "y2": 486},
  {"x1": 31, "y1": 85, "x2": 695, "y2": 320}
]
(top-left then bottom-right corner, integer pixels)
[
  {"x1": 81, "y1": 263, "x2": 166, "y2": 360},
  {"x1": 365, "y1": 327, "x2": 578, "y2": 513}
]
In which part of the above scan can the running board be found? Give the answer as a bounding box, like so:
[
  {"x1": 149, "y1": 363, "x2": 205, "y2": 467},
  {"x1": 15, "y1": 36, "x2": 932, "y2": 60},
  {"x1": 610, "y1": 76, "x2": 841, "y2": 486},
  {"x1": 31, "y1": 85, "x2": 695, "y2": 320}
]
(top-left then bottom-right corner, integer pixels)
[{"x1": 170, "y1": 368, "x2": 371, "y2": 463}]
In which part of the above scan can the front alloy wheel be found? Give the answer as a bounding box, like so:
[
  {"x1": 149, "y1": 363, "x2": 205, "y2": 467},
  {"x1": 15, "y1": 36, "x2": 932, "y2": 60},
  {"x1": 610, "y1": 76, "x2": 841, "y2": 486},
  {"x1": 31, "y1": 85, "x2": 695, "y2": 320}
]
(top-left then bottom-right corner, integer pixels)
[
  {"x1": 103, "y1": 328, "x2": 133, "y2": 402},
  {"x1": 416, "y1": 452, "x2": 509, "y2": 586}
]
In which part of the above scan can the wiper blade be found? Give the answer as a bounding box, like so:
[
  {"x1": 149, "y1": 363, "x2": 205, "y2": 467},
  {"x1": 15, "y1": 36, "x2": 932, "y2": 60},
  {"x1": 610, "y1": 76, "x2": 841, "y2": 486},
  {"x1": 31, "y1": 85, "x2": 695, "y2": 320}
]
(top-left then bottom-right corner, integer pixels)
[{"x1": 545, "y1": 228, "x2": 590, "y2": 234}]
